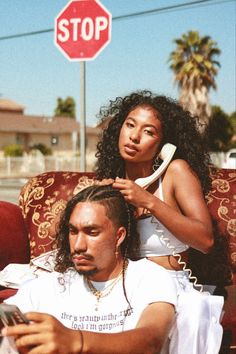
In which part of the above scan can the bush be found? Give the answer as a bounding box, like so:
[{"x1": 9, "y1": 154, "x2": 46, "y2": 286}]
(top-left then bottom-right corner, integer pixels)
[
  {"x1": 4, "y1": 144, "x2": 24, "y2": 157},
  {"x1": 31, "y1": 143, "x2": 52, "y2": 156},
  {"x1": 207, "y1": 106, "x2": 234, "y2": 152}
]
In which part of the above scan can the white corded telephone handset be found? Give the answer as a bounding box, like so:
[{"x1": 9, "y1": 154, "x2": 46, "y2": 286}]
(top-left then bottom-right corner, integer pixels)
[
  {"x1": 135, "y1": 142, "x2": 204, "y2": 292},
  {"x1": 135, "y1": 143, "x2": 177, "y2": 188}
]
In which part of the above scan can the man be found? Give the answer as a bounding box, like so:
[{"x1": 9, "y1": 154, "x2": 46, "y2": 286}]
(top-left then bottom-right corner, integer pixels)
[{"x1": 2, "y1": 184, "x2": 177, "y2": 354}]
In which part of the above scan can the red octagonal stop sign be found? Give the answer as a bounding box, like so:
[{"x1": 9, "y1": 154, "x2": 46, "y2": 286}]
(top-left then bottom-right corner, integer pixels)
[{"x1": 55, "y1": 0, "x2": 112, "y2": 61}]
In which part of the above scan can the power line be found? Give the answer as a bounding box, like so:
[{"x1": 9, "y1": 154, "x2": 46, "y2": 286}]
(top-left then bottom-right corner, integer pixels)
[
  {"x1": 0, "y1": 28, "x2": 53, "y2": 41},
  {"x1": 0, "y1": 0, "x2": 233, "y2": 41},
  {"x1": 112, "y1": 0, "x2": 232, "y2": 21}
]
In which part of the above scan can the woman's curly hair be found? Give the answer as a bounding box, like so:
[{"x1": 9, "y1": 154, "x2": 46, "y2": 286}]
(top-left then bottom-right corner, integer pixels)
[
  {"x1": 95, "y1": 89, "x2": 211, "y2": 195},
  {"x1": 95, "y1": 90, "x2": 232, "y2": 287},
  {"x1": 55, "y1": 184, "x2": 139, "y2": 273}
]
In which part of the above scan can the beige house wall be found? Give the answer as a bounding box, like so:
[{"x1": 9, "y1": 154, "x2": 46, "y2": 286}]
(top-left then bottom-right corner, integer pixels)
[
  {"x1": 0, "y1": 100, "x2": 100, "y2": 163},
  {"x1": 0, "y1": 131, "x2": 99, "y2": 155},
  {"x1": 0, "y1": 132, "x2": 17, "y2": 148},
  {"x1": 28, "y1": 134, "x2": 52, "y2": 149},
  {"x1": 0, "y1": 132, "x2": 77, "y2": 151},
  {"x1": 87, "y1": 134, "x2": 100, "y2": 152},
  {"x1": 28, "y1": 133, "x2": 76, "y2": 151}
]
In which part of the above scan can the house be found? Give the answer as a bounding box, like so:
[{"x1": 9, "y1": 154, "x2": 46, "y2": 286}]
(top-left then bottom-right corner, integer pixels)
[{"x1": 0, "y1": 98, "x2": 100, "y2": 156}]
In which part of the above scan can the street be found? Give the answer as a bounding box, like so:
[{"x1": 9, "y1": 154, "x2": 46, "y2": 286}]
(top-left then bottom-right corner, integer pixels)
[{"x1": 0, "y1": 178, "x2": 28, "y2": 204}]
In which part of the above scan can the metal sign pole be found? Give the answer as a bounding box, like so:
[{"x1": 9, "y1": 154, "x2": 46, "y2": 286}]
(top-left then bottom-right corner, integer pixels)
[{"x1": 79, "y1": 61, "x2": 86, "y2": 171}]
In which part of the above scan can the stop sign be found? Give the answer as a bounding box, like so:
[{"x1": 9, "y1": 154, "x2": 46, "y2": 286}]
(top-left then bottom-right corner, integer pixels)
[{"x1": 55, "y1": 0, "x2": 112, "y2": 61}]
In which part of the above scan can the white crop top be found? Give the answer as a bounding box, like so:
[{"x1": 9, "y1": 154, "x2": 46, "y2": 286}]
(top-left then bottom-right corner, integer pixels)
[{"x1": 137, "y1": 177, "x2": 189, "y2": 257}]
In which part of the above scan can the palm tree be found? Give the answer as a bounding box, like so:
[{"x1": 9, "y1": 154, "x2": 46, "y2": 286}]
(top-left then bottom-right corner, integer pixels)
[{"x1": 169, "y1": 31, "x2": 221, "y2": 130}]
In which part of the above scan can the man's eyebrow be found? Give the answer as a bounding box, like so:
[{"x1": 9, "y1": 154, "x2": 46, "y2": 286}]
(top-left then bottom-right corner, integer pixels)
[
  {"x1": 68, "y1": 222, "x2": 101, "y2": 229},
  {"x1": 68, "y1": 223, "x2": 77, "y2": 229},
  {"x1": 83, "y1": 224, "x2": 101, "y2": 229}
]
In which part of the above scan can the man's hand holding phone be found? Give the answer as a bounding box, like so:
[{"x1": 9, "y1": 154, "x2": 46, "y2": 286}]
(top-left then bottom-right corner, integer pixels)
[
  {"x1": 0, "y1": 304, "x2": 29, "y2": 328},
  {"x1": 0, "y1": 304, "x2": 29, "y2": 354}
]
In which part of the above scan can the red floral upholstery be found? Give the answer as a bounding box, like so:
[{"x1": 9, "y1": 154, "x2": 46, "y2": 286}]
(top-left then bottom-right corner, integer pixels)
[
  {"x1": 207, "y1": 168, "x2": 236, "y2": 275},
  {"x1": 18, "y1": 171, "x2": 95, "y2": 258},
  {"x1": 16, "y1": 168, "x2": 236, "y2": 278},
  {"x1": 0, "y1": 168, "x2": 236, "y2": 351},
  {"x1": 0, "y1": 201, "x2": 30, "y2": 270}
]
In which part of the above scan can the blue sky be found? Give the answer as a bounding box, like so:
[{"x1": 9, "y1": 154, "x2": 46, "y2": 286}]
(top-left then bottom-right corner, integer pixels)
[{"x1": 0, "y1": 0, "x2": 235, "y2": 127}]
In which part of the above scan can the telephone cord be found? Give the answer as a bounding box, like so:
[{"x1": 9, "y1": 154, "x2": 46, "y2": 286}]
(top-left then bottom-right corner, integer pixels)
[{"x1": 150, "y1": 216, "x2": 206, "y2": 293}]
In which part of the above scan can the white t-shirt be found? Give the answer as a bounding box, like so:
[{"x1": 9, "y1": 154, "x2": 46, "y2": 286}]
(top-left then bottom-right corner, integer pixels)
[{"x1": 6, "y1": 259, "x2": 177, "y2": 333}]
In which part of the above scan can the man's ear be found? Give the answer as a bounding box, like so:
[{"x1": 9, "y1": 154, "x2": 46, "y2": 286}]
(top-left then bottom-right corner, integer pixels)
[{"x1": 116, "y1": 226, "x2": 126, "y2": 248}]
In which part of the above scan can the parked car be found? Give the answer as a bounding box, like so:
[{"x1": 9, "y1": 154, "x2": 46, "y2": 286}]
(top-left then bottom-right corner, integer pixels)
[{"x1": 222, "y1": 149, "x2": 236, "y2": 169}]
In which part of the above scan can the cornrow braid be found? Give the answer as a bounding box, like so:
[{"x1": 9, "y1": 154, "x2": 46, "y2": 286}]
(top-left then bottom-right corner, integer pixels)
[{"x1": 55, "y1": 184, "x2": 139, "y2": 273}]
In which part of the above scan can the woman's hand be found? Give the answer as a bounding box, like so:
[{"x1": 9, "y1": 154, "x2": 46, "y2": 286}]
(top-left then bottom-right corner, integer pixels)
[
  {"x1": 1, "y1": 312, "x2": 82, "y2": 354},
  {"x1": 96, "y1": 178, "x2": 114, "y2": 186},
  {"x1": 113, "y1": 177, "x2": 153, "y2": 208}
]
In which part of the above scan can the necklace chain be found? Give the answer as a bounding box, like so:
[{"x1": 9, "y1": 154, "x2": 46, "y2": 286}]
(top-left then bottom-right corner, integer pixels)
[{"x1": 85, "y1": 259, "x2": 129, "y2": 311}]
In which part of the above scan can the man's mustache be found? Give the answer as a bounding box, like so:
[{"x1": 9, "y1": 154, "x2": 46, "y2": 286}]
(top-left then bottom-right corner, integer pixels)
[{"x1": 71, "y1": 252, "x2": 94, "y2": 261}]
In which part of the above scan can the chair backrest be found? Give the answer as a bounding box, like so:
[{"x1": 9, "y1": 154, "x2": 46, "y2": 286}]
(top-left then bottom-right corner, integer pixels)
[
  {"x1": 207, "y1": 168, "x2": 236, "y2": 278},
  {"x1": 19, "y1": 168, "x2": 236, "y2": 280},
  {"x1": 19, "y1": 171, "x2": 95, "y2": 258}
]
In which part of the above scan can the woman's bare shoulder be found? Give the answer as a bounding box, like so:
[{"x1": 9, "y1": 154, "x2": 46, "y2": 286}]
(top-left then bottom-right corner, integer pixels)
[
  {"x1": 166, "y1": 159, "x2": 201, "y2": 189},
  {"x1": 167, "y1": 159, "x2": 192, "y2": 175}
]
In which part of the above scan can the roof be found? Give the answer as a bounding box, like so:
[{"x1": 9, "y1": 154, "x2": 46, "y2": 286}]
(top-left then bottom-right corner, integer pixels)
[
  {"x1": 0, "y1": 113, "x2": 100, "y2": 135},
  {"x1": 0, "y1": 98, "x2": 25, "y2": 113}
]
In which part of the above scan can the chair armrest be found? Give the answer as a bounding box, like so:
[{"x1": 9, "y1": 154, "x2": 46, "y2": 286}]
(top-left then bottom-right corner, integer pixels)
[
  {"x1": 0, "y1": 201, "x2": 30, "y2": 270},
  {"x1": 0, "y1": 288, "x2": 17, "y2": 303}
]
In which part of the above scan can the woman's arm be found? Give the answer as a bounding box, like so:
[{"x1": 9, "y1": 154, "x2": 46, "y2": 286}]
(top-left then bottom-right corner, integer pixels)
[{"x1": 113, "y1": 159, "x2": 213, "y2": 253}]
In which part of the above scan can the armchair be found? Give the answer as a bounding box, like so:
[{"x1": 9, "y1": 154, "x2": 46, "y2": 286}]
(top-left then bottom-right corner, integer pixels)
[{"x1": 0, "y1": 168, "x2": 235, "y2": 352}]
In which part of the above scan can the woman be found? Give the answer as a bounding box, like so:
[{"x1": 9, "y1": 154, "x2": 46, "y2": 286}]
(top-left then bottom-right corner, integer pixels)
[{"x1": 95, "y1": 90, "x2": 224, "y2": 354}]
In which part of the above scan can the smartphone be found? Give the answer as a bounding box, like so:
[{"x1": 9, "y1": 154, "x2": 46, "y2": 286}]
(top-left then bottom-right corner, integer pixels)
[{"x1": 0, "y1": 304, "x2": 29, "y2": 328}]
